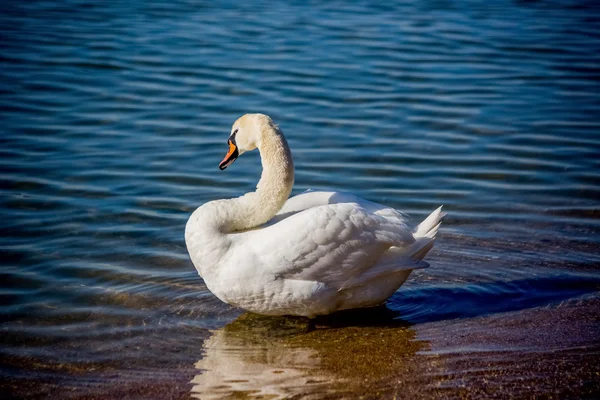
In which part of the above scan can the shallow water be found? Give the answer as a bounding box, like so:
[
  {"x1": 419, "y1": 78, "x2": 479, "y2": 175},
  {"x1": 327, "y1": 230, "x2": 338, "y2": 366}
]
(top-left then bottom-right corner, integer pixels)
[{"x1": 1, "y1": 0, "x2": 600, "y2": 398}]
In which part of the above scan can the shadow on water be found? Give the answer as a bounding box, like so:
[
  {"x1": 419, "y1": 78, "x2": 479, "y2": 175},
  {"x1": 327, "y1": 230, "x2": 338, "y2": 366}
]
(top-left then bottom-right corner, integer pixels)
[
  {"x1": 190, "y1": 273, "x2": 600, "y2": 399},
  {"x1": 388, "y1": 273, "x2": 600, "y2": 323}
]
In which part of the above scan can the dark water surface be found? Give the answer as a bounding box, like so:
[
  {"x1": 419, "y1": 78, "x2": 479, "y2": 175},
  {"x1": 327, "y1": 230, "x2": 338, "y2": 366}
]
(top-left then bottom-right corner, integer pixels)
[{"x1": 2, "y1": 0, "x2": 600, "y2": 398}]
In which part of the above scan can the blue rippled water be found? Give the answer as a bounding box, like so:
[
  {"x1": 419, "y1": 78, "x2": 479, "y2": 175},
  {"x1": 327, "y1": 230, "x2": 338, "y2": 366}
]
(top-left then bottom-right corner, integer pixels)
[{"x1": 1, "y1": 1, "x2": 600, "y2": 398}]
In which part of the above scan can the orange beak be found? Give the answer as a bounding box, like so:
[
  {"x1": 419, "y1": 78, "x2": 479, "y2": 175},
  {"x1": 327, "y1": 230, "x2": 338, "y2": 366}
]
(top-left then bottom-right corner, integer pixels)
[{"x1": 219, "y1": 140, "x2": 239, "y2": 170}]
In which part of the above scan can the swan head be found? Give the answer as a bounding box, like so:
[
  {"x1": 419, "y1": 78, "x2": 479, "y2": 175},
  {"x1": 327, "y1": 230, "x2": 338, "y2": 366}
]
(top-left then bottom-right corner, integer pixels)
[{"x1": 219, "y1": 113, "x2": 273, "y2": 170}]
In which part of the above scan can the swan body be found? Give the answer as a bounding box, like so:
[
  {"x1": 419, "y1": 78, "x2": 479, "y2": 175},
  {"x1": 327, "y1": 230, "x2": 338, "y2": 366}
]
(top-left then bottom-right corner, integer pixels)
[{"x1": 185, "y1": 114, "x2": 444, "y2": 317}]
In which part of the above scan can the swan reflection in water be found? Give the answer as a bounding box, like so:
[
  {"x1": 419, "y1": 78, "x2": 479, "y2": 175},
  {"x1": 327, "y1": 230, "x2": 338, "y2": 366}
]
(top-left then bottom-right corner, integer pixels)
[{"x1": 190, "y1": 308, "x2": 430, "y2": 399}]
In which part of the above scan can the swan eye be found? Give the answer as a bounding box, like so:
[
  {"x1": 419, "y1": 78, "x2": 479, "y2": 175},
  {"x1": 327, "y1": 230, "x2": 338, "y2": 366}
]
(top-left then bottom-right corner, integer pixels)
[{"x1": 231, "y1": 129, "x2": 238, "y2": 140}]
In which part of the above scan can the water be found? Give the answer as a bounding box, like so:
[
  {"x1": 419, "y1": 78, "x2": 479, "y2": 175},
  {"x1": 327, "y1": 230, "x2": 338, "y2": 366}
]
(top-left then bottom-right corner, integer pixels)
[{"x1": 1, "y1": 0, "x2": 599, "y2": 398}]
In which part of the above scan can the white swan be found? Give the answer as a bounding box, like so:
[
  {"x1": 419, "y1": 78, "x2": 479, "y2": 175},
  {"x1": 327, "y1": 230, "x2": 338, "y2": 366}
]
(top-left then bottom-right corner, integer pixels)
[{"x1": 185, "y1": 114, "x2": 445, "y2": 317}]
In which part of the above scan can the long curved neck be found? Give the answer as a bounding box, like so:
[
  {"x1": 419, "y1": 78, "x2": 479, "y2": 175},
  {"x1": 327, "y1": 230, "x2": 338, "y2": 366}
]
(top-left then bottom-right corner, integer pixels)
[{"x1": 209, "y1": 124, "x2": 294, "y2": 233}]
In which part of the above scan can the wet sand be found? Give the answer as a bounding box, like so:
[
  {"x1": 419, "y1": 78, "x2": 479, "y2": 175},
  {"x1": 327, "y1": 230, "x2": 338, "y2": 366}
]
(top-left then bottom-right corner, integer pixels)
[
  {"x1": 190, "y1": 297, "x2": 600, "y2": 399},
  {"x1": 5, "y1": 296, "x2": 598, "y2": 399}
]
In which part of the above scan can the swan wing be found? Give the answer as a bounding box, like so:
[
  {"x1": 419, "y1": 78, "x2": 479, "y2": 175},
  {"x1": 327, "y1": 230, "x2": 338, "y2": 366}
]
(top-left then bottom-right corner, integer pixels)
[
  {"x1": 268, "y1": 190, "x2": 409, "y2": 226},
  {"x1": 242, "y1": 201, "x2": 415, "y2": 290}
]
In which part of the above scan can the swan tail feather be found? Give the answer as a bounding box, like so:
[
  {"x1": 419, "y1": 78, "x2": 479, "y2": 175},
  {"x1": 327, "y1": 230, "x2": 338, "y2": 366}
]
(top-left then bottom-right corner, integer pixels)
[
  {"x1": 414, "y1": 206, "x2": 445, "y2": 237},
  {"x1": 410, "y1": 206, "x2": 445, "y2": 260}
]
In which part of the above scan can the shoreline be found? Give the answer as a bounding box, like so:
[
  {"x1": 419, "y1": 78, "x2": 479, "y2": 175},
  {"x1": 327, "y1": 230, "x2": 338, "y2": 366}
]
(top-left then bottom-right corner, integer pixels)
[{"x1": 5, "y1": 296, "x2": 599, "y2": 399}]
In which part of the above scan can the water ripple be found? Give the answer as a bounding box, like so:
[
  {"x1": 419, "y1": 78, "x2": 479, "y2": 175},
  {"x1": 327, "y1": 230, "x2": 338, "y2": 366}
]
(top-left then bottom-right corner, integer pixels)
[{"x1": 1, "y1": 0, "x2": 600, "y2": 397}]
